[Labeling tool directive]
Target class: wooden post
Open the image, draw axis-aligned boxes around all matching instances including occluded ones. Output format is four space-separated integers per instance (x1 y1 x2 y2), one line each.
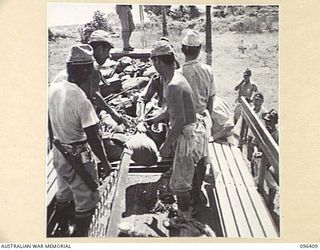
206 5 212 65
162 7 168 37
205 5 212 53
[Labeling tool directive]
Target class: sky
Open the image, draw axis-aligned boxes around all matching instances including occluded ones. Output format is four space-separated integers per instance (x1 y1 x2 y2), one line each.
47 3 143 27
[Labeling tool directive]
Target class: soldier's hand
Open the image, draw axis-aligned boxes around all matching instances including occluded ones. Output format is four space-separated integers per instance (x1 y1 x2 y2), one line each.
136 121 147 133
120 116 131 128
144 116 157 126
98 160 112 177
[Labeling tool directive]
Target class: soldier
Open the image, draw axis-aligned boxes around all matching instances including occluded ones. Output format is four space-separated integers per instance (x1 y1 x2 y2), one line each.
52 30 129 127
247 92 268 175
116 5 135 51
146 41 208 217
48 45 112 237
136 38 179 124
179 30 216 210
254 109 279 210
234 68 259 124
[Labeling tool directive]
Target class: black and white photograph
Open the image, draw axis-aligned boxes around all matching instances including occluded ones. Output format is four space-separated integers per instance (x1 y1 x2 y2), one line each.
47 3 279 238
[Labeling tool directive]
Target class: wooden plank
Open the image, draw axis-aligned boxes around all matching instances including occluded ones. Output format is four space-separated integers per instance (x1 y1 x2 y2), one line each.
246 187 279 237
230 145 256 188
208 143 239 237
47 150 58 206
47 180 58 206
222 143 265 237
47 163 57 189
230 145 278 237
213 143 252 237
47 150 54 178
221 143 247 187
106 148 132 236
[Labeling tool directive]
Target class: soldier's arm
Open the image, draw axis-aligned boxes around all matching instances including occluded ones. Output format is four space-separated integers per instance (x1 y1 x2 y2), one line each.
248 84 259 100
144 106 168 125
79 97 112 173
136 75 159 120
92 91 123 125
207 69 216 114
234 80 244 91
84 124 112 173
90 67 124 125
207 95 214 115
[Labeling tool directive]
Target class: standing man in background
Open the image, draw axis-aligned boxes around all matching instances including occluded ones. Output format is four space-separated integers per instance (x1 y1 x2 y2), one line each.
234 68 259 124
116 5 135 51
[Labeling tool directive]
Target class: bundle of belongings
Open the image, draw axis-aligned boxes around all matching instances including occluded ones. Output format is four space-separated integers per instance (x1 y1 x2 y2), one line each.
163 216 216 237
97 56 163 167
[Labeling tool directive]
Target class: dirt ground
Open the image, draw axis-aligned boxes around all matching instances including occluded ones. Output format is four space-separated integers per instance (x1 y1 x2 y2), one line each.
48 29 278 111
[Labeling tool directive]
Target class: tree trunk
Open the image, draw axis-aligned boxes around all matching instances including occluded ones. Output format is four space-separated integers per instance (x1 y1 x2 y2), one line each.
162 7 168 37
205 5 212 65
206 5 212 53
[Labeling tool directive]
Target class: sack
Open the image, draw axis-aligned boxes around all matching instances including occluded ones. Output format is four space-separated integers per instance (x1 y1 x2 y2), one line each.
126 132 158 166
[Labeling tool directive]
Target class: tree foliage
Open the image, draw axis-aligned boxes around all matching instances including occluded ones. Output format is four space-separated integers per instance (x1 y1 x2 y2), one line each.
78 10 112 43
91 10 110 31
143 5 201 21
144 5 171 17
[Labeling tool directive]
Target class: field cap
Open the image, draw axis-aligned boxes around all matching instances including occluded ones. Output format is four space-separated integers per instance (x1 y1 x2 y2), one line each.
160 37 170 43
182 30 201 46
253 92 264 101
244 68 252 76
89 30 114 48
151 40 175 58
66 44 94 64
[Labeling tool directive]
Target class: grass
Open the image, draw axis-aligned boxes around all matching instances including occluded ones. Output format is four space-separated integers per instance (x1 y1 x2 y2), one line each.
48 28 278 112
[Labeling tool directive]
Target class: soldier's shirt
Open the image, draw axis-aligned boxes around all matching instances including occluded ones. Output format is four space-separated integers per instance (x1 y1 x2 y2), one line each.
178 60 217 114
48 80 99 144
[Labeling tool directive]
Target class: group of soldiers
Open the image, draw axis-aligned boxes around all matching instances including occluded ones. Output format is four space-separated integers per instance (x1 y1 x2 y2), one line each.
48 21 278 236
233 67 279 209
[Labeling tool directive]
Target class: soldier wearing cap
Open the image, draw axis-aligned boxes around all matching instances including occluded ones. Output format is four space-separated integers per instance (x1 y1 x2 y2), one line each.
263 109 279 143
116 5 135 51
48 45 112 236
262 109 279 210
52 30 129 127
234 68 259 124
145 41 208 218
136 37 179 124
247 92 268 173
179 30 216 209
